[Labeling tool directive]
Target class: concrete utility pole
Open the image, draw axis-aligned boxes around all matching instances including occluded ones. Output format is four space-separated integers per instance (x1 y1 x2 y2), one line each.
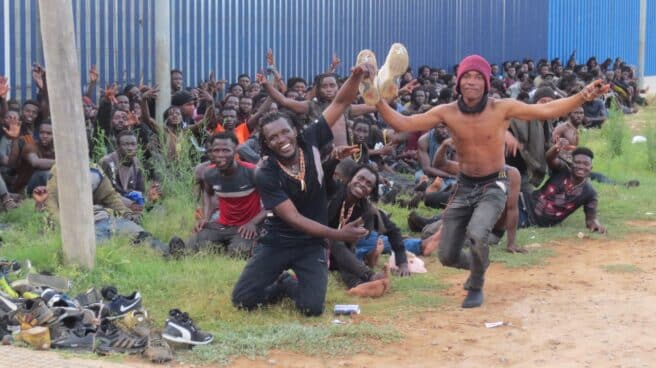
638 0 647 89
155 0 171 124
38 0 96 269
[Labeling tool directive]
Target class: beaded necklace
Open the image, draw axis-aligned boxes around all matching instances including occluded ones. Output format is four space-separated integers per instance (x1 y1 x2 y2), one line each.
276 149 307 192
352 144 363 162
338 201 355 229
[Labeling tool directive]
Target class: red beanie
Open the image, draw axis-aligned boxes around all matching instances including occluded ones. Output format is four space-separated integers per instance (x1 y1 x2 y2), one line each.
456 55 491 94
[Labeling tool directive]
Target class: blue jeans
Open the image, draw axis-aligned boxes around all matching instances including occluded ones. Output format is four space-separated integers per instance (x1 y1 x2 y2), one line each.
355 231 422 259
95 217 144 243
438 172 509 290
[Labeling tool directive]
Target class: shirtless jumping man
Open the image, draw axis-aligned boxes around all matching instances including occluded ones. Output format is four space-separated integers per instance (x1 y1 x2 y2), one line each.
376 53 608 308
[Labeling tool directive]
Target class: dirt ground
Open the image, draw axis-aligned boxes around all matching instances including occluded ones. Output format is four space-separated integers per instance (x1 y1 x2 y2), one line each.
230 222 656 368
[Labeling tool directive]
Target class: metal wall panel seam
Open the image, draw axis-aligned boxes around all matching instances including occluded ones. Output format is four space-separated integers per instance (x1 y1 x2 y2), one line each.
18 0 26 99
1 0 5 80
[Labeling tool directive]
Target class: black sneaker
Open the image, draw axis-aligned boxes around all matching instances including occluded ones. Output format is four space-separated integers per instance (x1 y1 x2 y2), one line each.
51 326 95 350
168 236 186 259
95 319 147 355
162 309 213 345
0 292 18 316
74 287 103 307
41 288 80 308
101 286 142 316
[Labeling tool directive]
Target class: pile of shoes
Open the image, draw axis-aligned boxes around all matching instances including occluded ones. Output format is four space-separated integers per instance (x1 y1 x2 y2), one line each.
0 261 173 362
1 258 213 363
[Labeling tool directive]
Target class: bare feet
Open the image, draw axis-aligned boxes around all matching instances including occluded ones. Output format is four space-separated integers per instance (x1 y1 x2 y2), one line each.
506 244 528 253
421 228 441 256
347 265 391 298
364 237 384 268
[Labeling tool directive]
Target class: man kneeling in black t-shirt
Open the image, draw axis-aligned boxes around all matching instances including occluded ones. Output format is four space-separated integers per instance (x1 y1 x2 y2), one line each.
231 63 375 316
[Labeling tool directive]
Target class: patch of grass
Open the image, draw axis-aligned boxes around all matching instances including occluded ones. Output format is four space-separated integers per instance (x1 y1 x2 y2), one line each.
0 106 654 365
645 112 656 173
176 322 402 365
601 264 642 273
601 106 627 157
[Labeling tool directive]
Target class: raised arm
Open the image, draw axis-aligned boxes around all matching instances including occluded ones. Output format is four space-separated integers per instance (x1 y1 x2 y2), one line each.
350 104 377 116
503 80 609 121
86 65 98 99
257 72 309 115
246 96 273 131
323 63 375 127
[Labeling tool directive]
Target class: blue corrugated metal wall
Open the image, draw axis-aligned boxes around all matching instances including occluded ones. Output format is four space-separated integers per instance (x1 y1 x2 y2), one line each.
547 0 655 73
0 0 155 102
1 0 654 103
647 0 656 75
170 0 548 88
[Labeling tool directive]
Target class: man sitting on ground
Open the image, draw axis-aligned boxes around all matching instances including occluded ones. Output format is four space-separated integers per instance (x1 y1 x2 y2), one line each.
99 130 159 212
172 132 265 259
6 118 55 196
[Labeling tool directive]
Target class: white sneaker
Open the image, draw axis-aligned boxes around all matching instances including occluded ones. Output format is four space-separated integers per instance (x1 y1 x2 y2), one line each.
356 49 380 106
376 43 409 102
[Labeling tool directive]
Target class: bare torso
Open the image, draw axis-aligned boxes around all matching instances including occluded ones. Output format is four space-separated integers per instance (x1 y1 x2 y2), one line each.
440 99 508 177
331 115 349 146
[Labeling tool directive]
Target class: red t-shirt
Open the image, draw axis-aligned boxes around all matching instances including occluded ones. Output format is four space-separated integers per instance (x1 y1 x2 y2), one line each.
204 160 261 226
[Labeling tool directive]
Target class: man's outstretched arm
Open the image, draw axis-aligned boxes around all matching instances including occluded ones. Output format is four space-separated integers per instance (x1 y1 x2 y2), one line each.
503 80 609 122
376 99 445 132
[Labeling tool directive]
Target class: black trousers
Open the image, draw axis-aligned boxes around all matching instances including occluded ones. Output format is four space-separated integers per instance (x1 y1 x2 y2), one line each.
231 242 328 316
329 241 373 289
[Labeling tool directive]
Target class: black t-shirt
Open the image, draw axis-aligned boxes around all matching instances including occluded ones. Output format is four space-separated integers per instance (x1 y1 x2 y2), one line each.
255 116 334 246
526 164 598 227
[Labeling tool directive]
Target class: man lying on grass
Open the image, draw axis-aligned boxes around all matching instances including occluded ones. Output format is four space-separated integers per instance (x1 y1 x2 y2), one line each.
519 144 606 234
231 63 374 316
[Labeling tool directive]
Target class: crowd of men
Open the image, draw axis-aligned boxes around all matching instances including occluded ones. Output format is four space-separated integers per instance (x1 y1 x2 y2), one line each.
0 45 639 314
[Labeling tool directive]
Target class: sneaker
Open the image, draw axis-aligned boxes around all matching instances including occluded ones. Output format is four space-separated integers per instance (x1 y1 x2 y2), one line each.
27 273 72 292
41 288 79 308
50 326 94 351
162 309 213 345
114 309 150 338
0 277 19 299
50 306 97 327
0 293 18 316
101 286 142 316
376 43 409 101
143 330 173 363
16 298 54 327
168 236 186 259
356 49 379 106
95 319 147 355
74 287 103 307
